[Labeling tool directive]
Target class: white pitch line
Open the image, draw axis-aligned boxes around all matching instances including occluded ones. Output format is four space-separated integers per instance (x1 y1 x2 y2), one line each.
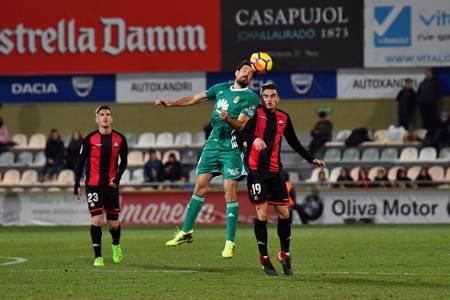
305 271 450 277
0 268 198 273
0 256 28 266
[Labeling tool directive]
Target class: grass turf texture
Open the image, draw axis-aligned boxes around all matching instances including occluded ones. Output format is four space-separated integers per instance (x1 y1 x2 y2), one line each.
0 225 449 299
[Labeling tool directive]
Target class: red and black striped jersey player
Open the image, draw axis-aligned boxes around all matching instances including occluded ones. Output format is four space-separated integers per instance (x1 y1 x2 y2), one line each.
74 105 128 267
237 83 326 276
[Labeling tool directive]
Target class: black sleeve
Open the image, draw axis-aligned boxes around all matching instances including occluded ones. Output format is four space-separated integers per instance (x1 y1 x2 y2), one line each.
114 137 128 185
284 115 315 163
74 137 89 189
395 90 402 102
236 115 257 148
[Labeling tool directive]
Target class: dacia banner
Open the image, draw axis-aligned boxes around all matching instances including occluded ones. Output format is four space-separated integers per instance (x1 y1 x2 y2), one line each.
337 69 425 99
0 74 115 102
116 73 206 102
298 190 450 224
365 0 450 67
0 0 220 74
221 0 363 70
207 71 337 99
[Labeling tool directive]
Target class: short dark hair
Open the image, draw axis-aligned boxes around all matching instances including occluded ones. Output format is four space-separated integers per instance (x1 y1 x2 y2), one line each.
318 111 327 118
95 105 112 115
149 149 157 155
236 60 253 71
405 78 413 83
260 82 278 95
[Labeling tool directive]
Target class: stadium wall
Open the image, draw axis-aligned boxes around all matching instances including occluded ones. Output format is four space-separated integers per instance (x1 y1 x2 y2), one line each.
2 99 449 136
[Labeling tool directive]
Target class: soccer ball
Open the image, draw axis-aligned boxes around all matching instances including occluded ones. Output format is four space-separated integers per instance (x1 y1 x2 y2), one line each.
249 52 273 74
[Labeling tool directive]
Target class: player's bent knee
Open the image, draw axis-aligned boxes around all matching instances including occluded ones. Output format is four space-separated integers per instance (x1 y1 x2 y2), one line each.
91 216 104 227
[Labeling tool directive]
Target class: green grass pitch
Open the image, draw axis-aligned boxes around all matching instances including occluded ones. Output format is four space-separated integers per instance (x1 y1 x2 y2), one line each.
0 225 449 299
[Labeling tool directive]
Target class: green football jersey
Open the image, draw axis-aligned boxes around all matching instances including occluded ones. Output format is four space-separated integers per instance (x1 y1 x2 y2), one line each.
204 81 259 151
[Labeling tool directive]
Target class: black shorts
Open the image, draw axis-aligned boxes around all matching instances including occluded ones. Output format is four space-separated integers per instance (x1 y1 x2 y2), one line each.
246 170 289 206
85 186 120 220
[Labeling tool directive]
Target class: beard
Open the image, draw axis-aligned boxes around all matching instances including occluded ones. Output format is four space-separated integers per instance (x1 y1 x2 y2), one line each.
236 76 249 88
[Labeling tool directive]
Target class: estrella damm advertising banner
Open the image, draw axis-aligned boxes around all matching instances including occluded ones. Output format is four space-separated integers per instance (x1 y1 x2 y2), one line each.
0 0 221 74
221 0 363 70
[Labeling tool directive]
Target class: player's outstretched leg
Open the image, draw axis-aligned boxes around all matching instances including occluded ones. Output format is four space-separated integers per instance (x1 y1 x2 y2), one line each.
276 217 293 276
91 224 104 266
222 201 239 258
254 219 278 276
165 194 204 246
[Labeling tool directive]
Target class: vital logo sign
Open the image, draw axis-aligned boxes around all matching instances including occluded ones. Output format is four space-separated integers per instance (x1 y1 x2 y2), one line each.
374 5 411 47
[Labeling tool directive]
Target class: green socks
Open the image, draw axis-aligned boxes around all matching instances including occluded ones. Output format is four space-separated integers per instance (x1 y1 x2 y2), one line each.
225 201 239 242
182 195 205 232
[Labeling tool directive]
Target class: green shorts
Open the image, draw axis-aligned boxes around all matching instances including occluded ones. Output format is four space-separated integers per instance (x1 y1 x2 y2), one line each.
196 149 248 181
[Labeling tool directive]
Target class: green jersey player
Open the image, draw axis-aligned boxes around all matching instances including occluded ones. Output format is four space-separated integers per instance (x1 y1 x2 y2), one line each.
155 61 259 258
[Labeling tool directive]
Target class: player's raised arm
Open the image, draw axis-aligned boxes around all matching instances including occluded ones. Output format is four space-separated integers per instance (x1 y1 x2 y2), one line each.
155 91 209 107
284 115 326 168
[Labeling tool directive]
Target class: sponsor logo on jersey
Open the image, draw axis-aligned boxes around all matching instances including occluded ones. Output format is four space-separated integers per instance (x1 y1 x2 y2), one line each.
216 98 229 113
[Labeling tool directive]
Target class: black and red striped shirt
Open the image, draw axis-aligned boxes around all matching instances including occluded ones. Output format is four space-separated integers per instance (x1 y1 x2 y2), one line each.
238 106 314 173
75 130 128 188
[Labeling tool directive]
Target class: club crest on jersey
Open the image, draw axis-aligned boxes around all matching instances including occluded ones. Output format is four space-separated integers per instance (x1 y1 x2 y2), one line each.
215 98 229 114
233 96 240 104
113 142 119 147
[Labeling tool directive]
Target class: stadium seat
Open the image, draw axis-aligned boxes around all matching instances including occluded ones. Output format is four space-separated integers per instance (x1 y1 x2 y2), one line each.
192 132 206 147
307 167 329 182
413 128 427 141
387 125 406 144
368 166 385 181
418 147 437 161
326 129 351 146
143 149 162 161
57 169 75 184
387 166 404 181
288 171 300 184
342 148 360 162
20 169 39 185
350 167 360 181
281 152 302 169
63 135 71 148
162 150 181 164
428 166 445 181
121 169 131 184
328 167 342 183
188 168 196 183
438 148 450 161
180 150 198 165
11 133 28 148
323 148 341 162
1 169 21 185
124 133 138 148
399 147 418 161
136 132 156 148
445 167 450 182
0 152 15 167
407 166 421 181
361 148 379 162
297 134 312 146
28 133 46 149
12 151 34 167
127 151 144 167
174 132 192 146
380 148 398 161
156 132 174 147
31 151 46 167
131 168 145 183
